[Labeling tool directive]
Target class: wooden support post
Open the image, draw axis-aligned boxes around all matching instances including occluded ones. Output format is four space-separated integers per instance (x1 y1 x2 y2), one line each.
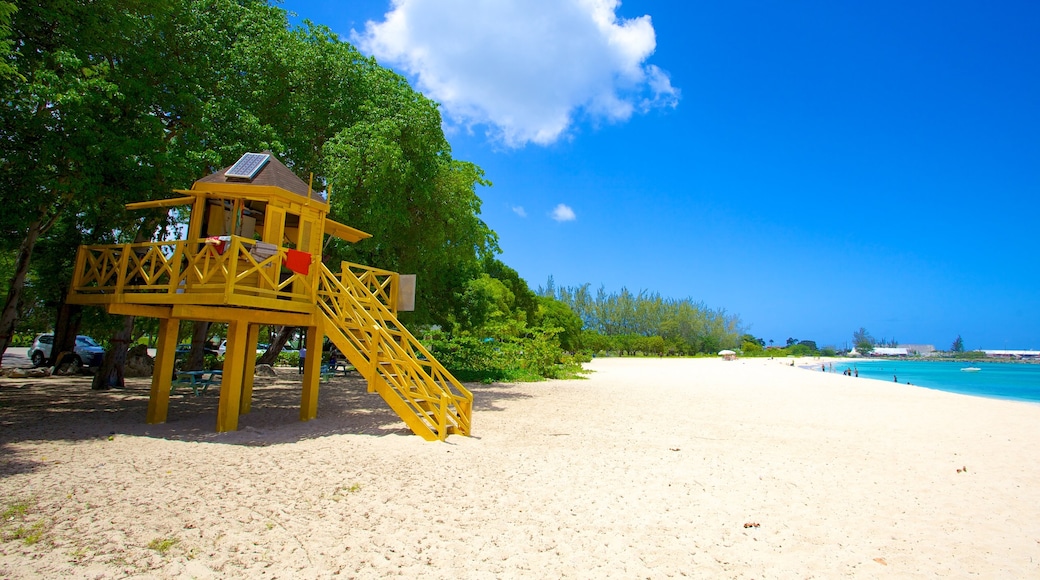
240 323 260 414
147 317 180 424
300 325 324 421
216 319 248 432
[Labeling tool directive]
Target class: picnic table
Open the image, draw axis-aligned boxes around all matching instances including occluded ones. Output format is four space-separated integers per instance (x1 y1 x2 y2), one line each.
172 369 223 396
320 361 353 381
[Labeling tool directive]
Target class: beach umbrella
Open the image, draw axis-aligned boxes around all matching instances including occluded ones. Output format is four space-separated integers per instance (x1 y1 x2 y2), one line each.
718 350 736 356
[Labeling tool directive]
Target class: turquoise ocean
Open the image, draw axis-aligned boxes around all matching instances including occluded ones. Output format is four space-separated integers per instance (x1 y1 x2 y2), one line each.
826 359 1040 404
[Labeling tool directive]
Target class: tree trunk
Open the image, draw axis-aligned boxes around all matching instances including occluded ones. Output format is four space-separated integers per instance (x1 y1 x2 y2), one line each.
257 325 294 366
92 315 135 390
185 321 210 371
0 219 43 365
51 299 84 375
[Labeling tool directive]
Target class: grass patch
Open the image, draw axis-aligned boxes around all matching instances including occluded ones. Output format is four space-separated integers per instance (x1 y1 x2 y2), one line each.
1 498 47 545
147 536 180 555
2 500 32 520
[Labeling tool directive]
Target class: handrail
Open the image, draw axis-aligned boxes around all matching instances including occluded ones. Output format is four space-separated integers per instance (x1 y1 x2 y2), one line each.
316 264 471 439
340 261 398 313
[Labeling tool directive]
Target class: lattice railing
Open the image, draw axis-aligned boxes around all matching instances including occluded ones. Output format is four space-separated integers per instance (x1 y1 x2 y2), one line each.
69 236 314 307
316 264 471 440
340 261 398 312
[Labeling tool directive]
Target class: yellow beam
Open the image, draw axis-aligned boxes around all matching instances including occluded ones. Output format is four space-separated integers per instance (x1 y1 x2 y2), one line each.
169 304 317 327
107 303 173 318
324 218 372 243
185 183 330 209
146 318 180 424
125 196 196 211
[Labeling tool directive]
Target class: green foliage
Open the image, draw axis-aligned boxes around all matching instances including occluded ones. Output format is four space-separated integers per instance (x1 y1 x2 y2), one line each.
787 343 814 356
1 498 46 545
853 327 875 354
741 340 764 355
797 340 817 351
948 350 986 360
951 335 965 353
425 330 585 382
534 296 584 352
147 536 180 555
455 274 524 337
0 0 500 354
541 281 742 355
0 2 16 79
742 334 765 347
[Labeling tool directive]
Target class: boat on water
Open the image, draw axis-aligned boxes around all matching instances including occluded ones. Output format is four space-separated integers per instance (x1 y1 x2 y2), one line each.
961 366 982 372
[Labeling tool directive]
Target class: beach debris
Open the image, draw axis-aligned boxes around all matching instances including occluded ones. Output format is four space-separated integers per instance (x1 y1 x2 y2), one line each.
873 557 888 566
956 466 968 473
669 448 680 451
743 522 760 528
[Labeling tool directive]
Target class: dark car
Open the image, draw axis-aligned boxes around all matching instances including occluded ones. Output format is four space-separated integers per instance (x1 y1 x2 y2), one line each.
175 343 219 356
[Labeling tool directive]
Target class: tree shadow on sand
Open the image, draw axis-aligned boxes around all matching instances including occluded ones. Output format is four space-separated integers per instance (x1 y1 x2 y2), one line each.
0 368 535 475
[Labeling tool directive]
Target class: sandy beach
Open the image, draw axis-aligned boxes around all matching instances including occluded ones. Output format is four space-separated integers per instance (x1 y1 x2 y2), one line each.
2 356 1039 578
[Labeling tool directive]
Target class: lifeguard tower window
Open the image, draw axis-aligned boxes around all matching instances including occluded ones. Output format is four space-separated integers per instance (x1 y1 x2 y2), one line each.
206 200 257 238
225 153 270 180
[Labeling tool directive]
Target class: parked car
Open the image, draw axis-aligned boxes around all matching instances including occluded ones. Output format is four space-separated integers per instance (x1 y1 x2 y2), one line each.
175 343 219 357
217 340 272 356
27 333 105 370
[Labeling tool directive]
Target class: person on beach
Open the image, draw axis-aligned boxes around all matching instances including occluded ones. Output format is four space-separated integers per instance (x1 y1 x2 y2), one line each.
854 369 858 377
893 375 898 382
299 346 307 374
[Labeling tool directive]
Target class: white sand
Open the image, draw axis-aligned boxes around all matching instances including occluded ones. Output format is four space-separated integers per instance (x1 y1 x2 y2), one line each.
1 357 1039 578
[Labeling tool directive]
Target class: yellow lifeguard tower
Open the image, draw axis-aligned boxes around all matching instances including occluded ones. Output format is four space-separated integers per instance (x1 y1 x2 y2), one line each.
66 152 471 441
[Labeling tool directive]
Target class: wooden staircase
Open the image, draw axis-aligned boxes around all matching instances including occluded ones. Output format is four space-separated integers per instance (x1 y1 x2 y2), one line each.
315 264 472 441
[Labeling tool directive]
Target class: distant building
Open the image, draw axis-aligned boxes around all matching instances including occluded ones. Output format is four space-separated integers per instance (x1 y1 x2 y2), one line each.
900 344 936 356
870 347 909 357
982 350 1040 359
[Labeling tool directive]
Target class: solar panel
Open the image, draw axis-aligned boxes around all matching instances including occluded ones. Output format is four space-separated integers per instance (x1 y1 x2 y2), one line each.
225 153 270 180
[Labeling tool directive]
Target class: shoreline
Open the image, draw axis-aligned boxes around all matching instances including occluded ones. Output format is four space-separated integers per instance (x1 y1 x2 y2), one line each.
2 357 1039 577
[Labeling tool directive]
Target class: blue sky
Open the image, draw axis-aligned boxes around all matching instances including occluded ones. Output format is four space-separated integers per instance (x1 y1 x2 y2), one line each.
282 0 1040 350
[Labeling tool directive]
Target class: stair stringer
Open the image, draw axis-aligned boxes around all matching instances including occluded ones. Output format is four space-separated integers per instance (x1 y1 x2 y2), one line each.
315 265 472 441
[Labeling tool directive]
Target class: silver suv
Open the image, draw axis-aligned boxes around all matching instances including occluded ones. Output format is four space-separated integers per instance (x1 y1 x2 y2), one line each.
27 333 105 370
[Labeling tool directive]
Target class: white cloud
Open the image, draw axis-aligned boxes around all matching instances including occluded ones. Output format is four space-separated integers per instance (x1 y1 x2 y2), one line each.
353 0 679 147
551 203 577 222
512 205 528 217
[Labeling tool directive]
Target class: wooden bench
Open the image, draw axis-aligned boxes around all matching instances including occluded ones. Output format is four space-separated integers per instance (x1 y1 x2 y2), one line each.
172 370 223 396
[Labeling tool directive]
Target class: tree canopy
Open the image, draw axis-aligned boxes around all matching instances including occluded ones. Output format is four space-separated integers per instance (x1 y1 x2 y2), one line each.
853 327 875 354
0 0 499 357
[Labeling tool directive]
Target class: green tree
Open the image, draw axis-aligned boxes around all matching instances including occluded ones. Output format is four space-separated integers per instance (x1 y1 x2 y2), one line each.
951 335 965 353
0 0 500 365
0 2 15 78
742 339 764 355
534 296 584 352
852 327 875 354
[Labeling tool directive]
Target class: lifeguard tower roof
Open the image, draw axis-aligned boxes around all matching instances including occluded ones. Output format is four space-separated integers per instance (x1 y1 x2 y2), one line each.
195 151 326 203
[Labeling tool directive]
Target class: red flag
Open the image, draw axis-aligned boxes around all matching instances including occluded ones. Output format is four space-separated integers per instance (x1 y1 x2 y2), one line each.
285 249 311 275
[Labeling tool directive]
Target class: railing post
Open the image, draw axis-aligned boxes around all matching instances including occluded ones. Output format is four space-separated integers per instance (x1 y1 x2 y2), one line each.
223 238 239 303
70 246 88 292
168 241 186 295
437 393 449 441
113 244 130 295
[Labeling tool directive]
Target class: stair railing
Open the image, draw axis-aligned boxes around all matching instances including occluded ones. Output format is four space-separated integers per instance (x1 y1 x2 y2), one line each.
315 264 471 440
